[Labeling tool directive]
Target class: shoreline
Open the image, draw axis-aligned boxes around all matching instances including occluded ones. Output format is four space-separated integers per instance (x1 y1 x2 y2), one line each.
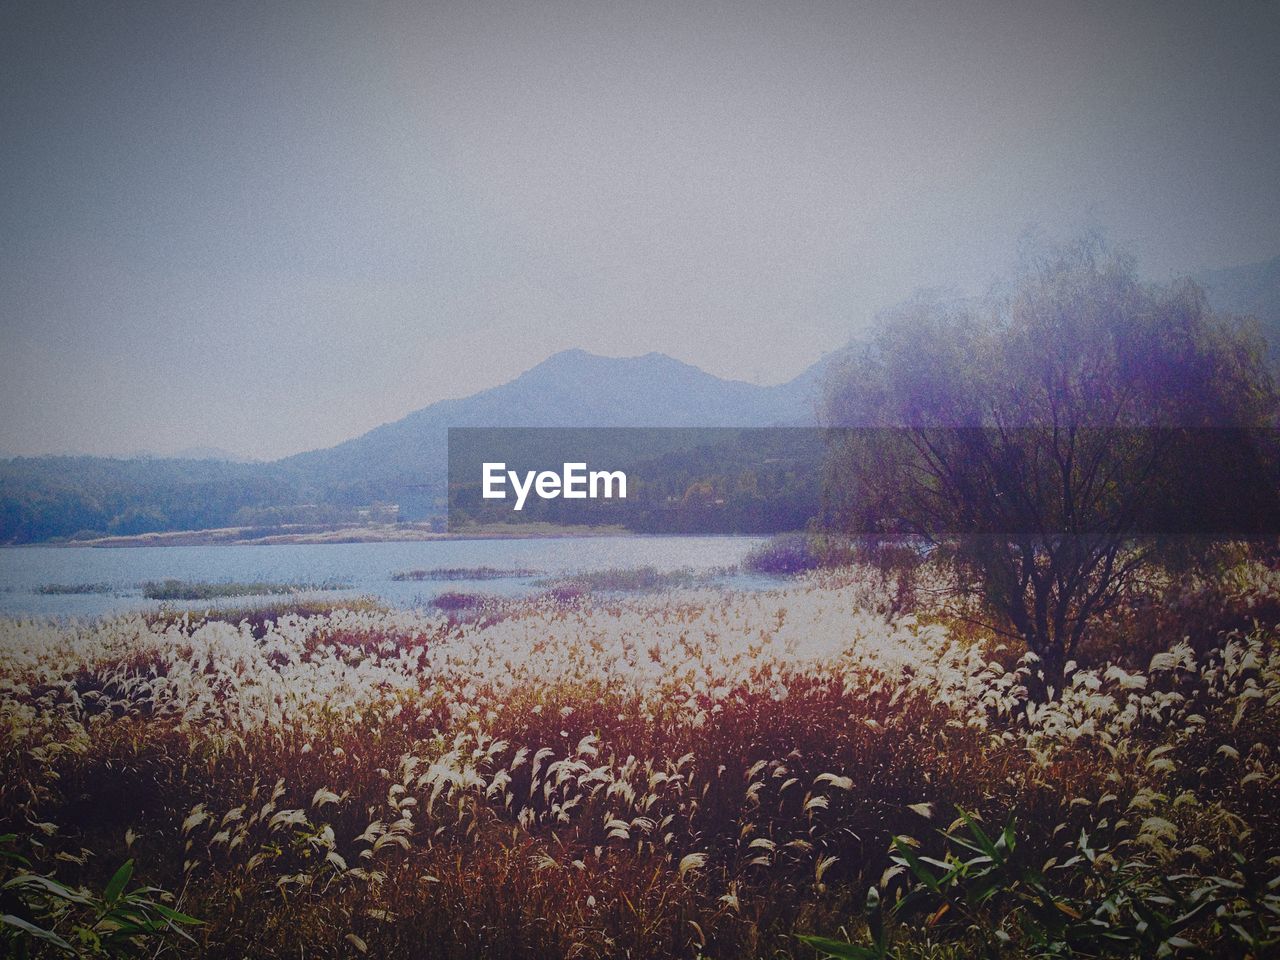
4 522 634 549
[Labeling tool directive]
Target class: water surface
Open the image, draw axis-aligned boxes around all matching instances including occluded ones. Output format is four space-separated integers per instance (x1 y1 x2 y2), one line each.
0 537 769 618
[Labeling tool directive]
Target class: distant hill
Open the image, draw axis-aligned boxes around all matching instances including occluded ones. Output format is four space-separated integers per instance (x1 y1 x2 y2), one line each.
276 349 828 513
125 446 248 462
0 455 299 543
0 350 832 542
171 446 250 462
5 255 1277 546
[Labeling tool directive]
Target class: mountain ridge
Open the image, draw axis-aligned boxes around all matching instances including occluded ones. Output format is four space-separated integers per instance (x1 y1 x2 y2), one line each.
0 348 834 542
279 347 829 481
1195 255 1280 352
5 244 1279 544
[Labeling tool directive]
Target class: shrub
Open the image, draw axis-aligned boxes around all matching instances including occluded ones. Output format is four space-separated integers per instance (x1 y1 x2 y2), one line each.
141 579 350 601
744 534 858 575
391 567 540 581
0 836 200 957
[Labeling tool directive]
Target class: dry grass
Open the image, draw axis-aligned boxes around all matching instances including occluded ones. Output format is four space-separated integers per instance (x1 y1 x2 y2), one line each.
0 564 1277 957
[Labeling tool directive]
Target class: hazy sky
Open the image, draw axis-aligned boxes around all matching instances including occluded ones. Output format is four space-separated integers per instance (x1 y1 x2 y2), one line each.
2 0 1278 459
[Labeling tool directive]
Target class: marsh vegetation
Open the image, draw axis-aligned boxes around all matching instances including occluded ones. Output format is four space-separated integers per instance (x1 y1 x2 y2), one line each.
2 556 1278 957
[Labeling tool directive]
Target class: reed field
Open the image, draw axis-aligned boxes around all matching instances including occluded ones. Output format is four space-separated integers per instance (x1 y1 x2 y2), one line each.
1 562 1278 958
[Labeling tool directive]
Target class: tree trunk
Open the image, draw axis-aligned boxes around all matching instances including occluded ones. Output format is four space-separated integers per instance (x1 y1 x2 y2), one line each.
1026 633 1066 702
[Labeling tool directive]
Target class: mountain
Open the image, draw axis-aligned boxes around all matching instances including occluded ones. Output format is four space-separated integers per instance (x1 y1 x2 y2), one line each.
0 350 832 542
124 446 246 462
0 454 298 542
171 446 248 462
1196 255 1280 352
6 248 1280 546
278 349 827 501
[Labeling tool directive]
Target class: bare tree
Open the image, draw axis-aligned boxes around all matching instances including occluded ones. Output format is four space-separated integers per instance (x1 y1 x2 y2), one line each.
823 239 1277 696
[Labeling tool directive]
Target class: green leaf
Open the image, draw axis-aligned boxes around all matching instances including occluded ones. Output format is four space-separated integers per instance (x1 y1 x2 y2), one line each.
958 809 1005 865
103 859 134 907
865 885 884 947
151 903 203 926
4 874 94 906
892 837 942 892
797 934 881 959
1 913 75 952
0 835 30 868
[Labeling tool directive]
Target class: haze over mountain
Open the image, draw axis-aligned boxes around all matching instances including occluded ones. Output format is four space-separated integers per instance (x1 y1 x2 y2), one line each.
0 349 831 542
125 446 251 463
1196 255 1280 353
280 349 827 488
3 250 1279 544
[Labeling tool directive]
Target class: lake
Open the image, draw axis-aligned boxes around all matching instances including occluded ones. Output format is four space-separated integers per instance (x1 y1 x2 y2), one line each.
0 536 770 618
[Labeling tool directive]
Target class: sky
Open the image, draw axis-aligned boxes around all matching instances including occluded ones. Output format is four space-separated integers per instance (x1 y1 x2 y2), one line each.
2 0 1279 460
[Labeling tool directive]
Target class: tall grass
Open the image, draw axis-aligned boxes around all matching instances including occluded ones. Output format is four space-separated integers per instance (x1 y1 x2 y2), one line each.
35 582 118 595
1 564 1277 957
534 565 727 593
140 578 350 600
391 567 541 581
743 534 860 575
